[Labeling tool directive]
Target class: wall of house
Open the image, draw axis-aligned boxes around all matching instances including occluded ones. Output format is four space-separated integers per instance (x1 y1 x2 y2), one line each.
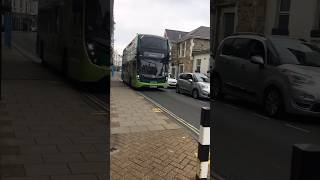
177 39 193 73
289 0 317 40
265 0 319 45
192 39 210 52
193 53 210 76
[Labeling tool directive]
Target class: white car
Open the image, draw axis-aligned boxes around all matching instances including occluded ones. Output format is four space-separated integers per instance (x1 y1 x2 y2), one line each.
167 74 177 88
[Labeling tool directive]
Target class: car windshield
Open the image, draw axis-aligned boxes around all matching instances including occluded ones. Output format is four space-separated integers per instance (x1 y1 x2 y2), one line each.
270 37 320 67
194 74 210 83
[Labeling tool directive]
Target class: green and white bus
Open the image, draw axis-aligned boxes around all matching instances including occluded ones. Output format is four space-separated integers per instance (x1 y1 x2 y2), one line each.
121 34 169 88
37 0 109 83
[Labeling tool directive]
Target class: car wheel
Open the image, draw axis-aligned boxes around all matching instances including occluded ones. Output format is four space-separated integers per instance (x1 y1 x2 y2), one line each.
192 89 199 99
176 85 180 93
212 76 224 100
264 88 284 117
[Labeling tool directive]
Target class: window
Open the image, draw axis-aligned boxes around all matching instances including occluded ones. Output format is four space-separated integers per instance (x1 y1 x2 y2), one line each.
179 42 186 57
223 13 235 37
221 38 235 56
186 74 193 80
179 73 186 80
179 64 184 74
232 38 250 59
171 67 176 78
195 59 201 72
278 0 291 31
248 40 265 60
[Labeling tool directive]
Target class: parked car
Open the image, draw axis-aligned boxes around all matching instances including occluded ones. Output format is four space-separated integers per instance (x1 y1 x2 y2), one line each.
212 33 320 117
167 73 177 88
176 73 210 99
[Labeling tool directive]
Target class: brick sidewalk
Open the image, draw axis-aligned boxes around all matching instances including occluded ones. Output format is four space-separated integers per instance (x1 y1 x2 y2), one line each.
111 79 199 179
1 44 107 179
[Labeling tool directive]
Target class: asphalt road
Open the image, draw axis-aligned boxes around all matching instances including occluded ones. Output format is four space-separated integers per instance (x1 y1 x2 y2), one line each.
140 85 320 180
140 87 209 130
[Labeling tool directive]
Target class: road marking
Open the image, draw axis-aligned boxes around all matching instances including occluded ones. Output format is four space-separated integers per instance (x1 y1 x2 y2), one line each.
252 113 271 120
222 103 240 110
137 92 200 136
285 123 310 133
152 107 163 113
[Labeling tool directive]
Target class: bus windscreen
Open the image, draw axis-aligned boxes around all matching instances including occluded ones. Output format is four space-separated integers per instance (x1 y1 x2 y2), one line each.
140 36 168 51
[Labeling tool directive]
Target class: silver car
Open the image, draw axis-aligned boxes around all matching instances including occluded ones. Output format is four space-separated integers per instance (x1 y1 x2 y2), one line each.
212 33 320 117
176 73 210 99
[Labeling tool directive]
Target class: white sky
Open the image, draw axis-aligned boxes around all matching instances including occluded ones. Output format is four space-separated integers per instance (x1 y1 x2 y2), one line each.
114 0 210 55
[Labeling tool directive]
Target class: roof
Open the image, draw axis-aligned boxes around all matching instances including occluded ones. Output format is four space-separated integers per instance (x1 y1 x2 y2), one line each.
179 26 210 42
164 29 188 42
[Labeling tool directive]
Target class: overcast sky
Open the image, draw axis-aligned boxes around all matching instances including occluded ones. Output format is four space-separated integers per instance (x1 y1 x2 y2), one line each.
114 0 210 55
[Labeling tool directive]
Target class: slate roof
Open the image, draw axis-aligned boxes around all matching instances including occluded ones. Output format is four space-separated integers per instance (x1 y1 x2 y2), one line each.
164 29 189 42
179 26 210 42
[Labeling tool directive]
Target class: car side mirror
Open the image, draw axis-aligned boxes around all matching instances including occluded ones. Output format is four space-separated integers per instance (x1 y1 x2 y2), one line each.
250 56 264 65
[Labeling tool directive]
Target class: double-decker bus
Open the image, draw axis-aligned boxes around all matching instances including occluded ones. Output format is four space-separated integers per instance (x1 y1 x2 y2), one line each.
122 34 169 89
36 0 109 83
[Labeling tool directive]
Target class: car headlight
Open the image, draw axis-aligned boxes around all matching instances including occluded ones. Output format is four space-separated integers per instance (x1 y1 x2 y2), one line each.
283 70 314 86
199 84 209 89
136 75 140 80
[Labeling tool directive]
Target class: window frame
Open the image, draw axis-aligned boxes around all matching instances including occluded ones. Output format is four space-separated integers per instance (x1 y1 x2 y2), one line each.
195 59 201 72
277 0 291 30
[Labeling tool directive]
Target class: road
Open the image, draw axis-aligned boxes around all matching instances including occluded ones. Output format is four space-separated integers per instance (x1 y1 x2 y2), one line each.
11 32 108 107
140 88 209 131
137 81 320 180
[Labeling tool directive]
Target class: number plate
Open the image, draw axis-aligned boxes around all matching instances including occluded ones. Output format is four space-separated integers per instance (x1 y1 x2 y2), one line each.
150 86 157 88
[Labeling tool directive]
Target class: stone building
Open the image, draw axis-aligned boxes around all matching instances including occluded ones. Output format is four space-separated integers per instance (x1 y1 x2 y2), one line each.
164 26 210 78
212 0 320 50
11 0 38 31
164 29 188 78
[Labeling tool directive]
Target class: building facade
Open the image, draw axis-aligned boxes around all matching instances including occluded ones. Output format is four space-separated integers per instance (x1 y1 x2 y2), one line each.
11 0 38 31
212 0 320 48
164 29 188 78
165 26 210 79
192 50 210 77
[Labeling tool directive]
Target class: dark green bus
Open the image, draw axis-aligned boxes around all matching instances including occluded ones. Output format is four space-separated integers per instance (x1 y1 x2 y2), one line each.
37 0 109 83
121 34 169 89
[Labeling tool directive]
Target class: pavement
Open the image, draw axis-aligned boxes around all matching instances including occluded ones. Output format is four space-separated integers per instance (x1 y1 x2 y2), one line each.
110 75 201 179
0 41 107 179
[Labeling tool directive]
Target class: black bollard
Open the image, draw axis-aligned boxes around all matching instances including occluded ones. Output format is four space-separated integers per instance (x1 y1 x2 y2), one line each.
290 144 320 180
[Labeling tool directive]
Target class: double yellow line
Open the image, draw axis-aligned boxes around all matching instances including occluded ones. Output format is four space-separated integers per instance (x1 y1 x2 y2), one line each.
137 92 199 137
